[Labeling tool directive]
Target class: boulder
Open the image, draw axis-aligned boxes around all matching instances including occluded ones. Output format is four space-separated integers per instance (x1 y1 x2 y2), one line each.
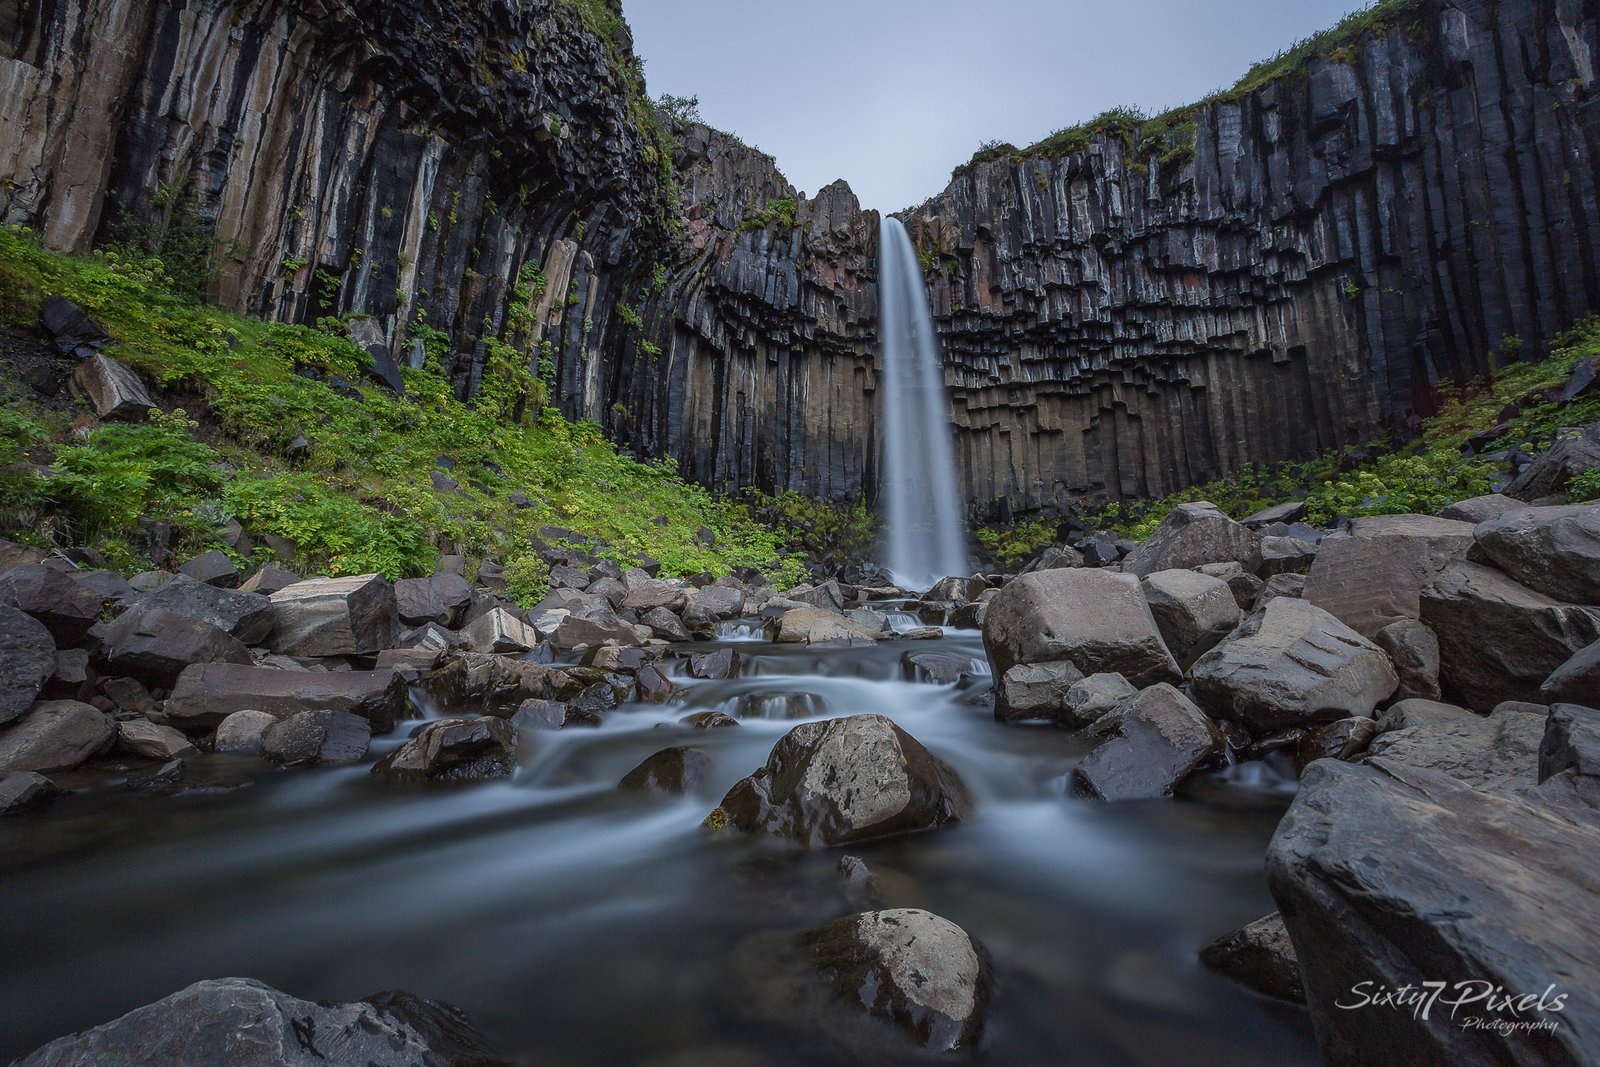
619 746 712 795
1366 700 1547 797
0 700 114 772
1121 502 1259 577
119 574 274 644
1190 598 1398 733
1198 912 1304 1002
711 715 968 847
682 586 745 629
547 613 642 650
621 579 688 613
681 710 739 730
239 565 302 596
39 296 110 355
116 719 198 760
67 353 158 420
635 664 676 702
788 580 845 611
770 606 881 647
1071 684 1223 801
211 710 277 755
1248 536 1318 578
1241 501 1307 528
688 648 742 680
460 607 541 654
1533 703 1600 810
1420 562 1600 709
176 550 241 589
797 909 991 1052
0 564 104 644
1295 716 1379 769
1469 503 1600 604
261 710 371 766
1301 514 1475 637
1267 758 1600 1067
371 717 517 782
11 977 502 1067
393 572 474 627
1373 618 1442 701
1060 673 1139 729
639 606 691 642
981 569 1180 686
1505 421 1600 499
1251 572 1306 610
103 608 253 687
165 664 407 732
510 698 568 731
1140 569 1241 671
992 661 1083 723
268 574 398 657
899 650 978 686
1439 493 1525 524
0 770 57 815
1542 639 1600 704
0 604 55 727
1224 570 1266 612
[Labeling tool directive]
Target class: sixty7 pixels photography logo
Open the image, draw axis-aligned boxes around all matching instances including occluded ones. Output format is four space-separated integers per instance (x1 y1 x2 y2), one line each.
1337 979 1568 1035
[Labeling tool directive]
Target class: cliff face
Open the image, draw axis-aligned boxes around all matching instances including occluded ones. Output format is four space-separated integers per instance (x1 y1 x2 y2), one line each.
4 0 1600 517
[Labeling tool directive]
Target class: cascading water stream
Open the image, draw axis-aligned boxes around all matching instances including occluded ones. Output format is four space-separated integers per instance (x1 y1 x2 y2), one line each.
877 217 969 590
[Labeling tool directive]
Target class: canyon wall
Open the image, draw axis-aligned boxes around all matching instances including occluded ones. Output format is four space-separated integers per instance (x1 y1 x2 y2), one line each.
4 0 1599 516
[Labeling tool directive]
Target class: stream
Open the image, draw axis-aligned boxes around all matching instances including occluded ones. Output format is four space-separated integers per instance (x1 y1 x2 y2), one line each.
0 607 1317 1065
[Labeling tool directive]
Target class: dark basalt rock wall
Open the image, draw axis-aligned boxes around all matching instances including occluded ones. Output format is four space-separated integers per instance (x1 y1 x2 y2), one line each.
4 0 1599 515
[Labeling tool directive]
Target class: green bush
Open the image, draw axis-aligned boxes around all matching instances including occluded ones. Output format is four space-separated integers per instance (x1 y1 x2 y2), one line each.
222 474 434 579
49 410 223 536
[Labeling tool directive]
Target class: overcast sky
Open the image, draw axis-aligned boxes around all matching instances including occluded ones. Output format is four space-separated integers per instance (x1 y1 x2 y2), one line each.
624 0 1373 211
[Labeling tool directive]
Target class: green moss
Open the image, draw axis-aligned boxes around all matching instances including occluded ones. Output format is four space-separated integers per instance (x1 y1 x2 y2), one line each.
739 196 798 233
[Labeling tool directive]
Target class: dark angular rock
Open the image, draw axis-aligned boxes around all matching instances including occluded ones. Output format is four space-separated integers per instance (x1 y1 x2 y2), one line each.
688 647 742 680
680 710 739 730
619 746 712 795
0 770 57 815
394 572 475 627
1438 494 1525 524
1140 568 1241 671
239 564 302 596
1121 502 1259 577
103 608 253 687
0 699 114 772
268 574 398 656
372 717 517 782
1241 501 1307 528
39 296 109 355
176 550 241 589
899 650 977 686
1533 703 1600 809
1542 639 1600 704
992 660 1083 723
1199 912 1304 1002
1294 716 1379 770
165 664 407 732
1071 684 1223 801
261 709 371 765
0 564 104 644
212 710 277 755
120 574 274 644
0 604 56 727
1373 618 1442 702
982 568 1180 686
67 353 159 420
1469 503 1600 605
1060 672 1139 729
1301 514 1475 638
116 718 199 760
1506 422 1600 500
639 605 691 641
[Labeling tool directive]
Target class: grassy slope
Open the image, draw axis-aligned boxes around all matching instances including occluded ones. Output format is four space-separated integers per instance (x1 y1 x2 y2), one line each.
0 226 813 600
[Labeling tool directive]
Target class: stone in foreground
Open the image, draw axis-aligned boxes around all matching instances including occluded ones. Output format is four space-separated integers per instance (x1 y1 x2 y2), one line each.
981 569 1180 686
0 770 57 815
1190 598 1398 733
712 714 968 847
372 717 517 782
992 660 1083 723
1542 639 1600 704
1300 514 1474 638
0 604 56 728
1198 912 1304 1003
261 710 371 766
66 352 157 420
1365 700 1546 798
1267 759 1600 1067
11 976 506 1066
268 574 398 657
1140 568 1241 671
0 700 114 773
165 664 407 732
1071 684 1222 801
1469 503 1600 605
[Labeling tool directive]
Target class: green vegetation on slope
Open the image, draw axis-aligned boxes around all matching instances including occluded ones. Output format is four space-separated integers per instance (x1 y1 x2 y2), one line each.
0 226 810 597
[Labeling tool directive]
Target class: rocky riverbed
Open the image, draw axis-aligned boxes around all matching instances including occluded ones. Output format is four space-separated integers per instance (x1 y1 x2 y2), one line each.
2 481 1598 1064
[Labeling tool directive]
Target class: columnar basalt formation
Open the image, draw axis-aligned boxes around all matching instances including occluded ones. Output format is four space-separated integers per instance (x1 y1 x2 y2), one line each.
3 0 1599 515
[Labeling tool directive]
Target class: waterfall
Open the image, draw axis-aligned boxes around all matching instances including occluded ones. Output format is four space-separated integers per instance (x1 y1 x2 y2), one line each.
877 217 968 590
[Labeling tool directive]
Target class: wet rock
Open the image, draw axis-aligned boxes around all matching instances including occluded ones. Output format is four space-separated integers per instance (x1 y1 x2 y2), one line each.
547 612 643 650
1506 422 1600 499
211 710 277 755
798 909 991 1051
116 719 198 760
635 664 677 702
0 604 56 727
509 698 568 731
1121 502 1260 577
1248 536 1318 578
981 569 1180 686
261 710 371 766
166 664 407 732
103 608 253 687
393 572 474 627
1367 700 1547 797
993 661 1083 723
619 746 711 795
460 607 541 654
239 565 302 596
11 976 502 1066
0 564 104 644
681 710 740 730
899 650 978 686
1469 503 1600 604
770 606 881 647
1071 684 1223 801
269 574 398 657
1190 598 1398 734
1060 672 1139 729
1301 514 1475 637
67 353 158 420
1533 703 1600 810
1199 912 1304 1002
0 699 114 772
120 574 274 644
176 550 241 589
66 569 136 607
1295 716 1379 769
0 770 57 814
713 714 968 847
1267 758 1600 1067
1439 493 1525 524
1140 569 1241 671
688 648 742 680
372 717 517 782
1224 570 1266 612
1420 562 1600 709
582 645 659 673
1373 618 1442 701
639 605 691 641
1542 639 1600 704
788 580 845 612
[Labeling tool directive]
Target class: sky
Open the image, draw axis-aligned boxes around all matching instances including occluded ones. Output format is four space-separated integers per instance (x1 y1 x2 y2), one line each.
623 0 1374 212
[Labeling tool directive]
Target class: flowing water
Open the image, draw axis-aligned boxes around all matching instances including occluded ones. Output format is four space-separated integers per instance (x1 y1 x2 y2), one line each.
0 614 1316 1066
877 218 969 589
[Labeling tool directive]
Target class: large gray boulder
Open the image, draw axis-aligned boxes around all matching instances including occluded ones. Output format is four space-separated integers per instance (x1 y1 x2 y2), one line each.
769 606 881 647
1470 503 1600 605
1373 618 1442 701
392 572 474 627
1190 598 1398 733
1420 562 1600 709
992 661 1083 723
269 574 398 657
460 607 541 654
260 710 371 766
371 717 517 782
1542 639 1600 704
165 664 408 732
118 574 274 644
619 746 712 796
681 586 745 630
1534 703 1600 810
1071 684 1222 801
0 700 114 772
116 719 198 760
0 564 105 644
11 977 504 1066
102 608 253 687
1301 514 1475 638
1140 569 1241 671
1505 421 1600 499
1121 502 1259 577
711 714 968 847
211 710 277 755
981 569 1180 686
1060 673 1140 729
66 352 157 420
1439 493 1526 524
1366 700 1547 798
1267 759 1600 1066
0 604 55 728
